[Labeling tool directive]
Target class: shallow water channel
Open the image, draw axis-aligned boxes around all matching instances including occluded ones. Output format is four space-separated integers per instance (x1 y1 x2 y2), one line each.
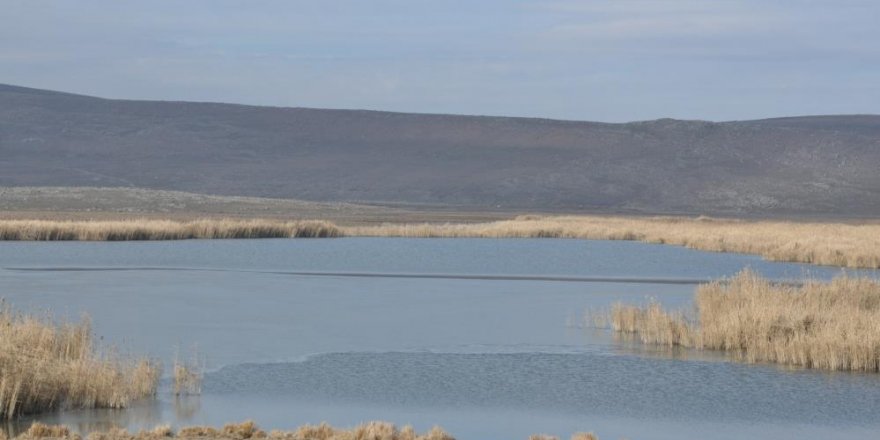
1 238 879 439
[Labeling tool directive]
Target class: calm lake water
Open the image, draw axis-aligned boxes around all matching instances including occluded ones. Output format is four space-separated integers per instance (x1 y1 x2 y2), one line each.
1 238 878 440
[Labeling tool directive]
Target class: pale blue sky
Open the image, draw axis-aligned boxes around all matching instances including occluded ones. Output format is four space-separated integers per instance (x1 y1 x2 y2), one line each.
1 0 878 121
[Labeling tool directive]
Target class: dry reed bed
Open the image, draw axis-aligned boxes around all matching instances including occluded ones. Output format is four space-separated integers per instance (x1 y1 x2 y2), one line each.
0 220 340 241
347 215 880 269
0 305 160 419
11 421 599 440
610 270 880 372
3 215 879 269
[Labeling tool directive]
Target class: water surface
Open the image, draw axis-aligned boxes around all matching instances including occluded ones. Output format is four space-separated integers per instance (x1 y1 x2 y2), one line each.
1 238 878 440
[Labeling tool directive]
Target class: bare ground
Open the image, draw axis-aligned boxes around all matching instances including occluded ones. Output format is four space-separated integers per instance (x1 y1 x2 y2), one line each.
0 187 511 226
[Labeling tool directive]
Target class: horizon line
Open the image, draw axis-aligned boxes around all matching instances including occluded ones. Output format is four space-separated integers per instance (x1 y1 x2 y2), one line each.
2 81 878 125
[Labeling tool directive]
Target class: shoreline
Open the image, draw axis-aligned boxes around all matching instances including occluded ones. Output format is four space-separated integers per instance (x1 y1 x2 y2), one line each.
1 215 878 269
8 420 599 440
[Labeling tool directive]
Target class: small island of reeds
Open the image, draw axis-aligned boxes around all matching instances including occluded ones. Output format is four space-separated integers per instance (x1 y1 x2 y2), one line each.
609 270 880 372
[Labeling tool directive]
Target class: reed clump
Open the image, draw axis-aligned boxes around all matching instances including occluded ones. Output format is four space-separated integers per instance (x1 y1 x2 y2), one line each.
14 421 603 440
528 435 597 440
0 219 340 241
610 270 880 372
18 422 442 440
346 215 880 268
279 421 453 440
172 353 202 396
8 420 597 440
19 423 75 440
0 305 160 419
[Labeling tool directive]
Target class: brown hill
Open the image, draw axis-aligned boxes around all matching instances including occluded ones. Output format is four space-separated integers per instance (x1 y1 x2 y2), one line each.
1 83 878 216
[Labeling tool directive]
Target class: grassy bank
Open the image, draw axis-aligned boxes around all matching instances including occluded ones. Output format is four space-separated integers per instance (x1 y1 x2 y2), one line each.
11 421 599 440
0 219 340 240
348 215 880 269
0 305 160 419
610 270 880 372
2 215 879 269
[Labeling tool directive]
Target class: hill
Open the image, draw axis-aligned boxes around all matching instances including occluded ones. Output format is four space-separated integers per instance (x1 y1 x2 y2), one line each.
1 83 878 216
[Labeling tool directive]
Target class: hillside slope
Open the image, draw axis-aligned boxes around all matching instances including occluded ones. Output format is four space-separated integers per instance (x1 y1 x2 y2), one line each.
1 84 878 216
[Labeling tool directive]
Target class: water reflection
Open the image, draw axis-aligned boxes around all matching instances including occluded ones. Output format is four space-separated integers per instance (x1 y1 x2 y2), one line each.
10 400 162 437
173 396 201 422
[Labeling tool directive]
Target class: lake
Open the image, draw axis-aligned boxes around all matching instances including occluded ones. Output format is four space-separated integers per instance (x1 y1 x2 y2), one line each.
1 238 878 440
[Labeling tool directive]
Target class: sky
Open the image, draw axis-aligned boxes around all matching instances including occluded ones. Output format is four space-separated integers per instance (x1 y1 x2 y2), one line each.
1 0 878 122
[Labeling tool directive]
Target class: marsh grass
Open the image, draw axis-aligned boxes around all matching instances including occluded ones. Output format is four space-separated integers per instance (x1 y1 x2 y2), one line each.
0 305 160 419
2 215 878 269
347 215 880 269
610 270 880 372
16 421 451 440
172 365 201 397
529 435 597 440
12 421 601 440
0 219 340 241
172 349 202 396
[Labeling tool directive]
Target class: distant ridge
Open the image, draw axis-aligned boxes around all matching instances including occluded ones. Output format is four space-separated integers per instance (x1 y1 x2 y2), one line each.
1 83 878 216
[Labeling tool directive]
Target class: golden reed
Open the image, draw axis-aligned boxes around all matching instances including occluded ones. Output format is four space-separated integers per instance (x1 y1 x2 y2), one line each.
2 215 879 269
611 270 880 372
347 215 880 269
7 420 601 440
0 219 340 241
0 305 160 419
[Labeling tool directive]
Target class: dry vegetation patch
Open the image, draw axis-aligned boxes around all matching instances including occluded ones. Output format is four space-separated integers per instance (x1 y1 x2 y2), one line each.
9 422 603 440
0 305 160 419
172 353 202 397
0 219 340 241
347 215 880 268
2 215 879 269
610 270 880 372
